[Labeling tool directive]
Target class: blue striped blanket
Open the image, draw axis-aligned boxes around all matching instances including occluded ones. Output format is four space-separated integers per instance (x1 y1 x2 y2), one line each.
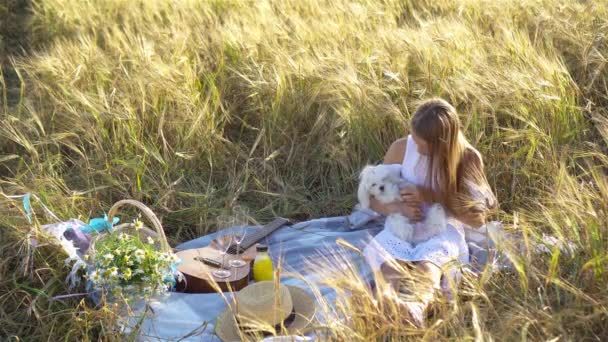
27 193 571 341
135 215 385 341
133 210 527 341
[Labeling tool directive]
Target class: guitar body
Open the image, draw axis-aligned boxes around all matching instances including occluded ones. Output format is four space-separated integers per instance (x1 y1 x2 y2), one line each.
175 218 289 293
175 244 256 293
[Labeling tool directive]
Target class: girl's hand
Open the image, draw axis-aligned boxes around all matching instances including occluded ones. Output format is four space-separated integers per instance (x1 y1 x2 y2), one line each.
400 202 423 222
400 185 423 206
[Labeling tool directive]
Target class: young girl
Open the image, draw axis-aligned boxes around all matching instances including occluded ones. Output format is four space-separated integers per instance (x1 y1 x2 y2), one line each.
363 98 496 325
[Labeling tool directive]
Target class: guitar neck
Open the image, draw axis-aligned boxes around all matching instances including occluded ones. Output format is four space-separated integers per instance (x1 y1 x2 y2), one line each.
240 218 289 250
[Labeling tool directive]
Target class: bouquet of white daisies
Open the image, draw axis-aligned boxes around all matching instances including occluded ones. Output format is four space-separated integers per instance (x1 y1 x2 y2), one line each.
86 230 180 295
84 200 181 297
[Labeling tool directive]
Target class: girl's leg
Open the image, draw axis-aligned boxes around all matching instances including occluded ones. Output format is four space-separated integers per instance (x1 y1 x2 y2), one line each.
411 261 442 304
380 261 441 298
379 260 416 291
405 261 442 326
380 260 442 327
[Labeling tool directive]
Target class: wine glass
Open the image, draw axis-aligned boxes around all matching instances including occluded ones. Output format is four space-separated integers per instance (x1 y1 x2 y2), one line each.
212 215 234 279
229 205 249 268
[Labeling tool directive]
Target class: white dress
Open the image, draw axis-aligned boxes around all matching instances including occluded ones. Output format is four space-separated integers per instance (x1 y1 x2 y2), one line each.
364 135 470 272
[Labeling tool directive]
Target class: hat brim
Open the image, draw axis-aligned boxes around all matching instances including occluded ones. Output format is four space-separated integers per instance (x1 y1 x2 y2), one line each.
215 286 316 342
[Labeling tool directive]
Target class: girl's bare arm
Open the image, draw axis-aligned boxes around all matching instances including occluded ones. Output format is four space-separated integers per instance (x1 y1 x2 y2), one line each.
369 197 403 216
369 196 423 221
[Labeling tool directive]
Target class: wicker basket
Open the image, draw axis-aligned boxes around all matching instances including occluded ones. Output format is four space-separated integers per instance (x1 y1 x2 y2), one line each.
88 200 171 261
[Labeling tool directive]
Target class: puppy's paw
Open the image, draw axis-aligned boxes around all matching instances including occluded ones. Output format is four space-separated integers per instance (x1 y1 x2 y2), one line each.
426 204 447 231
386 215 414 242
397 226 415 242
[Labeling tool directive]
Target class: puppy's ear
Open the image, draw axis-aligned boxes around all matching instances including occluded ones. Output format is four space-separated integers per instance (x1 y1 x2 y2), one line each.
359 165 374 180
387 173 402 184
385 164 403 182
357 165 374 209
357 180 371 209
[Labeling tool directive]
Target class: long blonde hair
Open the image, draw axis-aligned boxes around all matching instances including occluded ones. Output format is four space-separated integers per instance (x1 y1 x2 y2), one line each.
411 98 496 215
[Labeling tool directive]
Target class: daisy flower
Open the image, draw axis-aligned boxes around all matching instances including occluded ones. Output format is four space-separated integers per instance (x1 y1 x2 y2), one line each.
122 254 134 266
167 253 180 264
122 268 133 280
102 253 114 266
133 218 144 230
147 236 155 244
106 267 119 278
88 270 102 283
134 249 145 262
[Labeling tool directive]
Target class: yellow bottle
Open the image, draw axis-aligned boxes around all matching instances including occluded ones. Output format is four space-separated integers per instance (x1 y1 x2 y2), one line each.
253 245 274 282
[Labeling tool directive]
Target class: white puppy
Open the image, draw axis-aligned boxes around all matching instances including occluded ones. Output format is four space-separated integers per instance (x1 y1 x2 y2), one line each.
358 164 447 244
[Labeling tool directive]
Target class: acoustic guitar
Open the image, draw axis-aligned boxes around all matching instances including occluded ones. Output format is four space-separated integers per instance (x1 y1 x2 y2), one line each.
175 218 290 293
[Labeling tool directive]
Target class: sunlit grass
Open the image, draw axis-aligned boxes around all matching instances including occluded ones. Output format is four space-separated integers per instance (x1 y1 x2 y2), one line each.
1 0 607 340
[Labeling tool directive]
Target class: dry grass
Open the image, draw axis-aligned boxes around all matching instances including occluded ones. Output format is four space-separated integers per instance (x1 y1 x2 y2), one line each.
1 0 608 340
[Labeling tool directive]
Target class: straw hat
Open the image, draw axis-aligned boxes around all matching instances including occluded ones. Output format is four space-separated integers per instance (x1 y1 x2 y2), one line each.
215 281 316 341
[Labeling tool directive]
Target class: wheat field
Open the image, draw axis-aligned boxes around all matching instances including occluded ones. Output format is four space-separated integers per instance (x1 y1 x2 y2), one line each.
1 0 608 340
